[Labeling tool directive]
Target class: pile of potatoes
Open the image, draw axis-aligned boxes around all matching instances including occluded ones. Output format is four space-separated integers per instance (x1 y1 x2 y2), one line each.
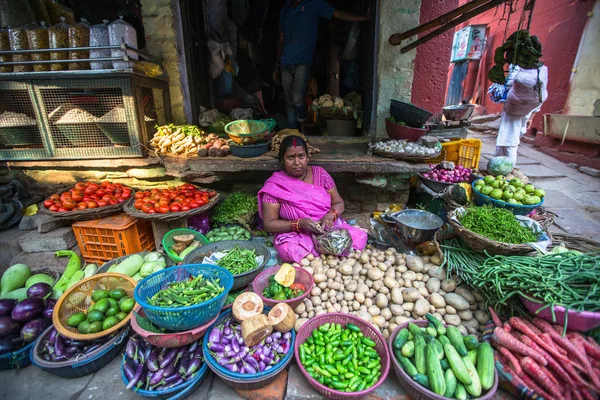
292 247 490 340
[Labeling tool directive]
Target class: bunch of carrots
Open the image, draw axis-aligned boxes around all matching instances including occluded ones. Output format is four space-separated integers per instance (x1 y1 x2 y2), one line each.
489 308 600 400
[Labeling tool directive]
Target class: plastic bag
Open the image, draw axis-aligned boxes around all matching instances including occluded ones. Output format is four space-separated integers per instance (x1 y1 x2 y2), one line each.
48 17 69 71
108 16 138 70
30 0 50 25
8 26 32 73
0 0 35 28
45 0 74 25
26 23 49 71
89 20 111 70
0 29 12 73
68 19 90 70
312 228 353 256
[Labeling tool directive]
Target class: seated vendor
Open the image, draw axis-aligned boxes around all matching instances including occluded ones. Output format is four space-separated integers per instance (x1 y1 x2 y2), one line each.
259 135 367 262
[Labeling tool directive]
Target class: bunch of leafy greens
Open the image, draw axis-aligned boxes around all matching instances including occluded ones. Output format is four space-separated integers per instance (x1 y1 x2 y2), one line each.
211 192 258 225
459 205 537 244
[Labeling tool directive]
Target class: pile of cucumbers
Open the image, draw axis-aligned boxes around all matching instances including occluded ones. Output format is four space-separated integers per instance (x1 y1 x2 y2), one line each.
66 288 135 334
392 314 494 399
205 225 251 243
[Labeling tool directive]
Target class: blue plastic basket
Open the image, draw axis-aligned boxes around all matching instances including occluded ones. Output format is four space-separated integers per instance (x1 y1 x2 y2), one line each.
0 340 35 370
472 179 544 216
120 354 208 399
202 307 295 381
135 264 234 331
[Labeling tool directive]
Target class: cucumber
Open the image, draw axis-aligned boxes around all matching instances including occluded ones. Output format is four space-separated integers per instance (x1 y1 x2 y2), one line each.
440 358 450 370
426 313 446 335
454 383 468 400
426 326 438 337
408 322 424 337
446 326 468 356
438 335 450 346
467 349 478 366
443 344 472 385
432 338 444 360
401 340 415 358
463 334 480 350
477 342 495 390
393 328 410 350
426 342 446 396
443 368 458 398
414 335 427 375
413 373 430 388
394 348 418 378
461 355 482 397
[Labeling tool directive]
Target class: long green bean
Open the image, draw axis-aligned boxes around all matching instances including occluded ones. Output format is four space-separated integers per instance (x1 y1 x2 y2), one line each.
148 274 224 307
216 246 258 275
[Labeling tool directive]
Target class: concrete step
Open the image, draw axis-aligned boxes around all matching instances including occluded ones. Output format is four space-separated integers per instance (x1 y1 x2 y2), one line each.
18 213 70 233
18 226 76 253
0 227 28 273
9 246 81 274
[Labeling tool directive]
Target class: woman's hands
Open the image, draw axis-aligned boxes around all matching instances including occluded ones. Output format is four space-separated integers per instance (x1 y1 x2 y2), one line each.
298 218 323 234
319 213 335 230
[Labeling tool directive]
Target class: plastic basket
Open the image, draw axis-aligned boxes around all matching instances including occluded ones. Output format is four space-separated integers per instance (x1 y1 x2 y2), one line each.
389 100 432 128
134 264 233 331
202 307 295 383
426 138 482 169
294 313 390 400
229 141 270 158
471 179 543 216
252 266 314 309
388 320 498 400
162 228 209 263
224 119 276 145
0 340 35 370
30 325 130 378
72 213 155 264
52 273 137 341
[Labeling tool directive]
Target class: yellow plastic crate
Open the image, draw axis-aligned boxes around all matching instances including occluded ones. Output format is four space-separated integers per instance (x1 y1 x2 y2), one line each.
426 138 482 169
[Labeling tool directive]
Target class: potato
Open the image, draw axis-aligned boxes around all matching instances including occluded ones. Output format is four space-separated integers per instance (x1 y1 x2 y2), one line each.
455 285 476 304
367 268 384 281
346 281 358 292
327 281 341 290
428 293 446 308
300 312 307 318
352 301 360 311
414 298 430 316
397 265 407 273
403 302 414 312
372 280 384 291
445 305 456 314
295 318 309 332
357 311 373 323
339 264 353 276
320 292 328 301
310 259 323 269
301 258 310 266
406 255 424 272
441 279 457 292
428 266 446 280
462 318 479 329
312 296 322 306
391 287 403 305
360 253 369 264
380 307 392 320
444 293 470 311
457 310 473 320
365 297 374 307
415 272 424 281
315 309 327 316
375 293 388 308
347 258 357 267
436 308 446 316
334 303 341 312
376 262 388 272
314 273 327 283
473 291 485 302
357 283 369 294
426 277 441 294
307 254 315 261
402 287 421 302
458 325 469 336
466 326 478 335
326 269 337 279
304 267 314 275
430 254 442 266
379 286 390 295
354 292 365 304
344 292 354 301
418 286 429 298
443 314 461 326
474 310 489 325
294 303 306 314
390 304 404 316
402 270 417 281
308 311 315 318
372 315 386 328
336 292 344 302
326 259 337 267
395 316 411 325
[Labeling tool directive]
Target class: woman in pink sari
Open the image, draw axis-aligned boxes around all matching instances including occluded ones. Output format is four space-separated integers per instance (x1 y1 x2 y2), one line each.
258 135 367 263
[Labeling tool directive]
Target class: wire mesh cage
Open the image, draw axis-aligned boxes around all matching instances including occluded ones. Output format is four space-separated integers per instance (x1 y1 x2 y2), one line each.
0 72 170 160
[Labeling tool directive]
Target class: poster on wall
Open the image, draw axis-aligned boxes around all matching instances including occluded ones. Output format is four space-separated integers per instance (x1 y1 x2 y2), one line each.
450 25 487 62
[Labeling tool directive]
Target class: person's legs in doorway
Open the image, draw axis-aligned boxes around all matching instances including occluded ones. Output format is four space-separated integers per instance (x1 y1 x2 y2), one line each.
281 66 297 128
291 64 310 133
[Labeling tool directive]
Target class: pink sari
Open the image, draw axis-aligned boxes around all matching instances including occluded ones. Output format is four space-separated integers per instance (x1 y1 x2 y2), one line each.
258 169 367 263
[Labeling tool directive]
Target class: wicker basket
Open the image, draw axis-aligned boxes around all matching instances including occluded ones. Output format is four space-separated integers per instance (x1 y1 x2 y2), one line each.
52 273 137 340
388 320 498 400
294 313 390 400
447 210 544 256
123 191 220 222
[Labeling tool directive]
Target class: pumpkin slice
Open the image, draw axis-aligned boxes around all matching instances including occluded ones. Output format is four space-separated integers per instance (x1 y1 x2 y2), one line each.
274 263 295 287
232 292 263 323
241 314 272 347
268 303 296 333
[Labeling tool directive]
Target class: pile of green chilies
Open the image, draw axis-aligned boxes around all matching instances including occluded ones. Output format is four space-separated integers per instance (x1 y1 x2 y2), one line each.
459 205 538 244
216 246 258 275
148 274 224 307
441 239 600 333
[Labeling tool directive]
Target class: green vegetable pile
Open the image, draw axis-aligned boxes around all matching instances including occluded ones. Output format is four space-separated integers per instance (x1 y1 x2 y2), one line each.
459 205 537 244
211 192 258 226
216 246 258 275
392 317 494 398
66 288 134 334
134 311 169 333
147 274 224 307
262 275 305 300
205 225 251 243
298 322 382 392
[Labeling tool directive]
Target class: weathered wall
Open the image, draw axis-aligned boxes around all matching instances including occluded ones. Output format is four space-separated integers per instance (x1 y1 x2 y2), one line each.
411 0 460 116
141 0 186 123
375 0 421 136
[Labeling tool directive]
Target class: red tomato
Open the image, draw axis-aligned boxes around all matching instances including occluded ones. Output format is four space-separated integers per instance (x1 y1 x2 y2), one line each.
71 191 83 202
97 200 108 207
63 199 77 209
159 205 170 214
134 199 144 210
135 192 145 199
189 201 199 209
154 203 161 210
169 192 178 199
90 194 99 201
109 199 118 205
148 199 156 205
75 182 86 191
117 197 126 203
50 194 60 201
147 208 157 214
142 203 152 213
170 204 181 212
208 190 217 198
181 205 191 211
101 195 111 202
43 199 55 208
84 187 95 195
50 204 60 212
96 189 106 197
87 201 98 208
88 183 99 191
120 192 130 200
58 207 69 212
197 199 207 206
78 203 87 210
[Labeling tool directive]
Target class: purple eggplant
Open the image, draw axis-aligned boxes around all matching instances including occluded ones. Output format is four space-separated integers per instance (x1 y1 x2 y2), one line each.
243 363 257 374
20 318 52 342
208 327 221 344
147 348 159 372
42 306 53 320
54 334 66 358
188 341 198 353
245 354 260 370
149 369 164 386
46 298 56 309
48 328 58 343
178 352 190 375
164 372 181 384
164 357 177 377
27 283 52 299
259 360 266 371
0 334 24 354
162 377 184 389
126 363 145 390
11 298 45 322
209 342 225 352
84 344 101 354
125 338 136 360
64 346 78 359
0 299 18 317
0 316 22 336
159 348 177 369
123 363 135 381
186 355 202 376
223 363 239 373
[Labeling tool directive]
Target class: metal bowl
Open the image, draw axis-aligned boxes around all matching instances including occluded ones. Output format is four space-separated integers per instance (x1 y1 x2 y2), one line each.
442 104 476 121
387 209 444 243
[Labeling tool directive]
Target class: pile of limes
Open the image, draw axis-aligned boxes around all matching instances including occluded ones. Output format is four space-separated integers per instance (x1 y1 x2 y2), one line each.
474 175 545 205
66 288 135 334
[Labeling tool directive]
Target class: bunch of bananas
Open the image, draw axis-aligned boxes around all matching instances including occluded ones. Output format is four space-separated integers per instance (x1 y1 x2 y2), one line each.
488 30 543 84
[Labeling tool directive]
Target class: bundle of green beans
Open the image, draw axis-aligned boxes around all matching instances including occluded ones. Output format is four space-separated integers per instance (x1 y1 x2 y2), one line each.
459 205 538 244
216 246 258 275
148 274 224 307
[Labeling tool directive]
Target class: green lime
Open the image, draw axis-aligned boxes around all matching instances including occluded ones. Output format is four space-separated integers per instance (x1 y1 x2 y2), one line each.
107 298 118 309
77 320 91 334
88 321 103 333
109 288 127 300
94 298 110 314
105 306 120 317
86 310 104 322
102 316 119 330
91 290 109 302
86 303 95 313
67 312 86 327
119 297 135 313
115 312 128 321
483 175 495 184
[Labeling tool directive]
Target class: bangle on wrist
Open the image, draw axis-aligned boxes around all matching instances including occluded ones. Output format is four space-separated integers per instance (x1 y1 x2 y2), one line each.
291 219 300 232
330 209 339 221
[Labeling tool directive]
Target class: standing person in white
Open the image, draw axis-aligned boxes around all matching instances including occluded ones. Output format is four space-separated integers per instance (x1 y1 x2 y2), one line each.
495 38 548 165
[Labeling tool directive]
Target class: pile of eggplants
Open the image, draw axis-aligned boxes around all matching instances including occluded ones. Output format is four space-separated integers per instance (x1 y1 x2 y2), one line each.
38 327 114 362
207 316 292 374
0 283 55 354
123 335 203 392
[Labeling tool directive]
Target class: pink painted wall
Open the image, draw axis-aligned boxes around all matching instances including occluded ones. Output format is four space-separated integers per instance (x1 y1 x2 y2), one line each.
411 0 460 116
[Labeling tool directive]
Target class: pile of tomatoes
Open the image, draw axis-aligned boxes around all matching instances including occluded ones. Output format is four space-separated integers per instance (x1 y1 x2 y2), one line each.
133 184 217 214
43 182 132 212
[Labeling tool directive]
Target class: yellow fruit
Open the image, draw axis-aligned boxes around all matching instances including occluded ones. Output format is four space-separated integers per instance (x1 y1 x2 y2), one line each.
274 263 295 287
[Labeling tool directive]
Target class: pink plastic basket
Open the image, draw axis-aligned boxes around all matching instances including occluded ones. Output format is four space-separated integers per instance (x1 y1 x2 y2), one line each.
130 305 219 348
294 313 390 400
519 295 600 332
388 320 498 400
253 266 314 309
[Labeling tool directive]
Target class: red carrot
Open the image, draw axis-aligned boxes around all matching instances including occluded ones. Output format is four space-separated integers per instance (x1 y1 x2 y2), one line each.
581 337 600 359
519 318 543 335
540 333 573 364
500 347 523 375
580 389 597 400
571 389 584 400
493 327 548 366
521 356 562 398
510 317 573 366
519 368 556 400
587 336 600 352
503 321 512 332
489 307 502 328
